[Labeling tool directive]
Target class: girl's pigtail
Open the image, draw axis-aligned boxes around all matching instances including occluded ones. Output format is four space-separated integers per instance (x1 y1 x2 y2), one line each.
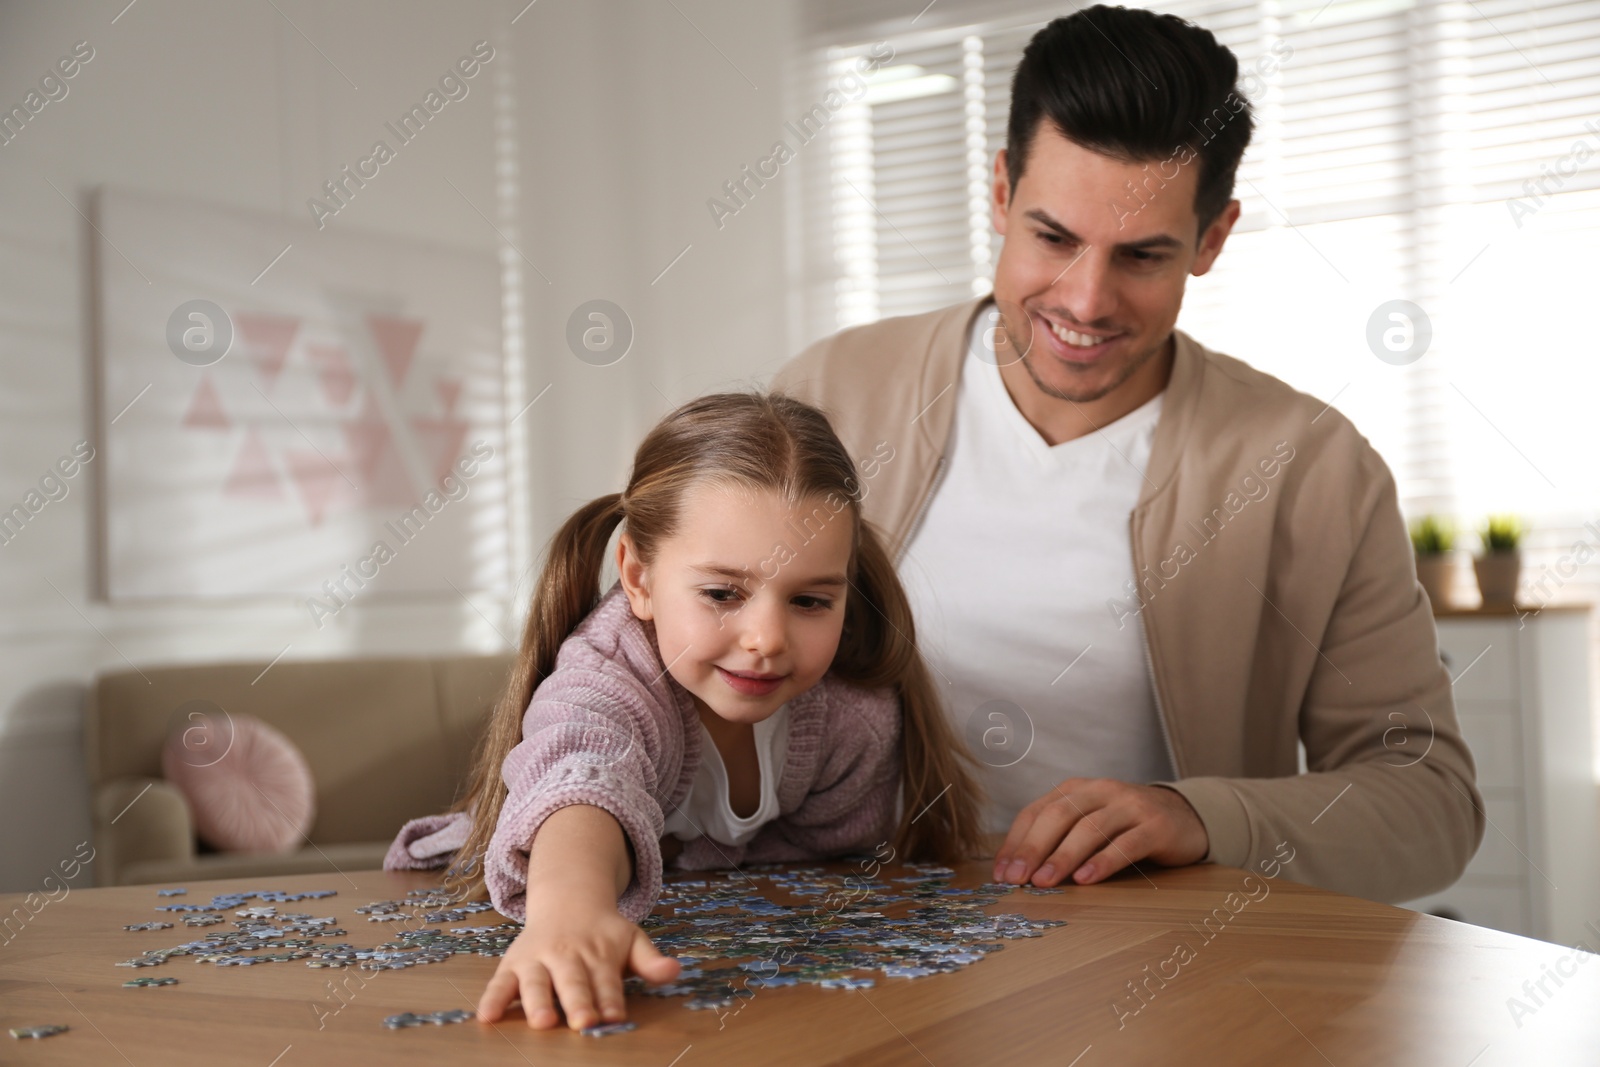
835 518 985 866
443 492 626 900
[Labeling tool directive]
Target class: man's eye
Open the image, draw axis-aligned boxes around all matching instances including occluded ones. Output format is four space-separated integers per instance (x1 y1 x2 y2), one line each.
1036 230 1065 245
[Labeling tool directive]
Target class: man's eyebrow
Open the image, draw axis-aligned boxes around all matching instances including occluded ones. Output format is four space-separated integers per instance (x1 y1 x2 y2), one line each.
1023 208 1185 251
690 563 848 588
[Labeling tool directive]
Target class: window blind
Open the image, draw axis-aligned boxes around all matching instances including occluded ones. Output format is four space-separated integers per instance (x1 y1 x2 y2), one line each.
795 0 1600 611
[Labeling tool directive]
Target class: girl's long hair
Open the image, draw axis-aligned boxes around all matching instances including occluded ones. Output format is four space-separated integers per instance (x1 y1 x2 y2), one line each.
444 392 983 900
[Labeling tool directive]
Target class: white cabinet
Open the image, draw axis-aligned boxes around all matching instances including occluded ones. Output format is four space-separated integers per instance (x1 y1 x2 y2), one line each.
1400 607 1600 949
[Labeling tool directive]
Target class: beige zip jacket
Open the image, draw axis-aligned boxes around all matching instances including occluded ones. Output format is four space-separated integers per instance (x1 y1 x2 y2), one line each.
771 297 1484 904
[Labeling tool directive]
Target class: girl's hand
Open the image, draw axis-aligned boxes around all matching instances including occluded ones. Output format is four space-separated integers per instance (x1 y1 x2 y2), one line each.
477 888 681 1031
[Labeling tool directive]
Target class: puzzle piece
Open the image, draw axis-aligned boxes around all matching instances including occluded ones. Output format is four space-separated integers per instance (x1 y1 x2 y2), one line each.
383 1009 473 1029
10 1025 68 1039
582 1021 637 1037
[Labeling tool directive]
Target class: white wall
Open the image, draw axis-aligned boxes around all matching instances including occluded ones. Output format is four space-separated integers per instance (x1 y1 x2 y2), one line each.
0 0 799 892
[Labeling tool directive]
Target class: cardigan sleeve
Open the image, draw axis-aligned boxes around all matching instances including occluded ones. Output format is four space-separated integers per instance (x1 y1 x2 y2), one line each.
482 662 678 925
383 810 473 871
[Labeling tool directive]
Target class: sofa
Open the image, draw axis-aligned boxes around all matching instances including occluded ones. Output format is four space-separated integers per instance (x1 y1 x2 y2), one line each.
85 653 512 887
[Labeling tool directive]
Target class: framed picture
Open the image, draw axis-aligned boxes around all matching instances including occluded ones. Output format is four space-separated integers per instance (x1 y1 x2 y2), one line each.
94 186 508 603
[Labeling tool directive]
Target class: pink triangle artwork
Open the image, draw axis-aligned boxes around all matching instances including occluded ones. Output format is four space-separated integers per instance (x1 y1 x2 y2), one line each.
181 375 231 430
366 314 424 388
342 393 393 482
434 376 462 416
233 312 301 392
284 450 343 527
411 416 472 484
341 393 416 510
223 427 283 500
94 184 506 600
306 342 358 407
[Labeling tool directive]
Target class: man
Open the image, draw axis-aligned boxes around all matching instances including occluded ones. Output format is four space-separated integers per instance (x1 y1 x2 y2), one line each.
772 4 1482 904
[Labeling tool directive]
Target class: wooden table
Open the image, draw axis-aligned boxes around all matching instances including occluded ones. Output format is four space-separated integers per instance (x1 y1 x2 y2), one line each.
2 861 1596 1065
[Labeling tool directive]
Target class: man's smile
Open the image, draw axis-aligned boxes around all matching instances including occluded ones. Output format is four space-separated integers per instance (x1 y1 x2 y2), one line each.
1033 310 1125 365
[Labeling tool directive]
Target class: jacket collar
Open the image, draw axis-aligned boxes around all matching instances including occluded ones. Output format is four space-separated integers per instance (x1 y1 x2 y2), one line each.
913 297 989 459
1142 329 1205 506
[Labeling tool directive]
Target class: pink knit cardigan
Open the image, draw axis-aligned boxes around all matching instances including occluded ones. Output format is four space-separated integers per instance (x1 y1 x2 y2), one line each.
385 581 902 922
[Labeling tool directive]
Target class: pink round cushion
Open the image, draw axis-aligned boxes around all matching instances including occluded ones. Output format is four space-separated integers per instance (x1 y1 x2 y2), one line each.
161 712 316 854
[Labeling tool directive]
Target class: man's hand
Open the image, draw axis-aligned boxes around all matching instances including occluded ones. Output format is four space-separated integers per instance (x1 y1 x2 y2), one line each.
993 779 1209 886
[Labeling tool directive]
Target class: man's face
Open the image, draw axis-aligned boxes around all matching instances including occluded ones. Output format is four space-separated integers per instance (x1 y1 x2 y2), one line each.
990 121 1238 404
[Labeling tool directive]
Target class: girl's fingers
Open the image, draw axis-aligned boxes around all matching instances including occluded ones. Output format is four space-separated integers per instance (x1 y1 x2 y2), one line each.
546 956 601 1031
588 955 629 1024
517 962 560 1030
628 929 682 984
477 964 521 1023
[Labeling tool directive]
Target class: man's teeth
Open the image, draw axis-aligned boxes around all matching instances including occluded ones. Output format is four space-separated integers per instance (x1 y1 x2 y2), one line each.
1050 322 1111 348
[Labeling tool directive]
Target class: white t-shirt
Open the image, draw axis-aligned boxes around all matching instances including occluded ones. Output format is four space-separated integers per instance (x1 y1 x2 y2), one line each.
662 703 791 847
898 305 1175 832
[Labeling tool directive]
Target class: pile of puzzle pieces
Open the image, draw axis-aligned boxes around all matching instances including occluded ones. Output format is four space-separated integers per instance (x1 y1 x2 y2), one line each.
114 888 512 972
2 859 1073 1041
628 862 1068 1012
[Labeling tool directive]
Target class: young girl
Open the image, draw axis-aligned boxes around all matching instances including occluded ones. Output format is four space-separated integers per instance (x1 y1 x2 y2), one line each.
384 391 982 1031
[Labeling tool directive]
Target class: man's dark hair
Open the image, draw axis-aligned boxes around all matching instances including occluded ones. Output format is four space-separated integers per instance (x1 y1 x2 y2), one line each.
1005 4 1254 232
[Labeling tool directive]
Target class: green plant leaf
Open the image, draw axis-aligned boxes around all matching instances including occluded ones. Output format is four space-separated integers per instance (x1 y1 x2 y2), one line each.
1479 514 1524 553
1409 515 1455 555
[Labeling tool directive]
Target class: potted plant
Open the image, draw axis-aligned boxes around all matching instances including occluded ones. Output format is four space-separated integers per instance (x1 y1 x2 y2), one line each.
1410 516 1456 608
1473 515 1524 607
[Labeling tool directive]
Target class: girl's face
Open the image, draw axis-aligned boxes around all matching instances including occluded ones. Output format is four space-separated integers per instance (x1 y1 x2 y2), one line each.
617 480 855 728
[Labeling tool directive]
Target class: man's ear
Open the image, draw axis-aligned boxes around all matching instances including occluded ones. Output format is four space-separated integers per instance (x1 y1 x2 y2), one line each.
1191 198 1241 278
616 532 653 621
992 148 1013 236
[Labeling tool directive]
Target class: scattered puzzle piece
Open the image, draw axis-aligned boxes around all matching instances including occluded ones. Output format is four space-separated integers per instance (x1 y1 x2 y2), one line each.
383 1009 473 1029
582 1021 637 1037
10 1025 68 1039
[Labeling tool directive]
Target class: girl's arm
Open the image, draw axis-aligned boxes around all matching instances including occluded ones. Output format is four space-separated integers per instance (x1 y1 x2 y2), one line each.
482 661 682 925
478 804 680 1031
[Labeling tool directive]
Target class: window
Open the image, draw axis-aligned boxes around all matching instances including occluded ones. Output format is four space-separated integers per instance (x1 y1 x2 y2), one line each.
796 0 1600 608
